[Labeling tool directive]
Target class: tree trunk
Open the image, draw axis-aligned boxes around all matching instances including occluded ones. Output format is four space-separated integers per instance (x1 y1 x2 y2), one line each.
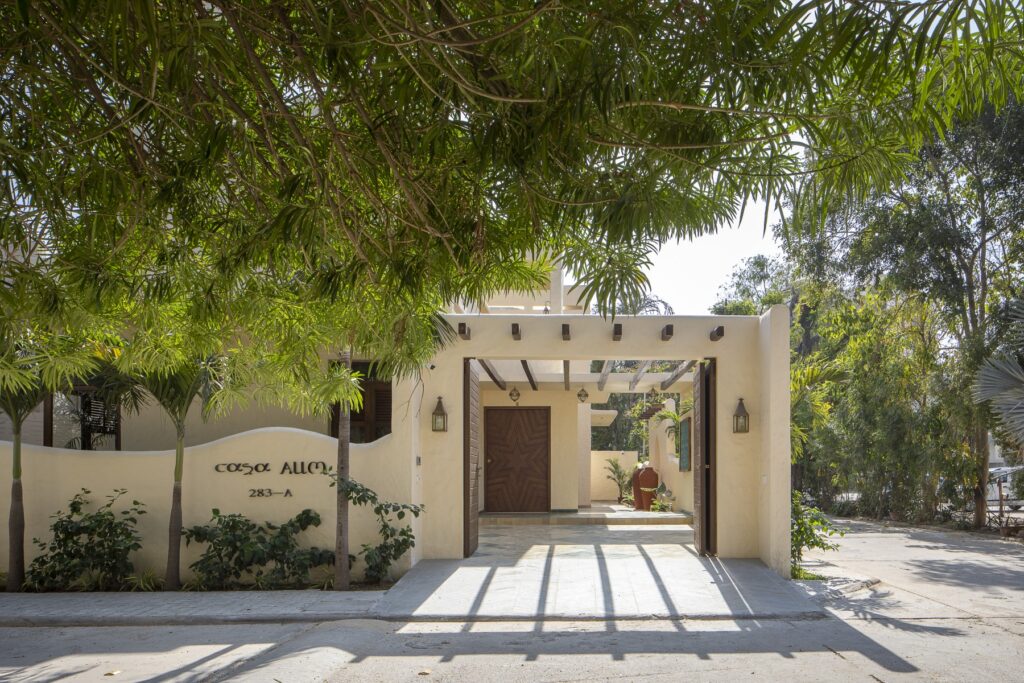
165 432 184 590
972 423 990 528
7 430 24 591
334 350 352 590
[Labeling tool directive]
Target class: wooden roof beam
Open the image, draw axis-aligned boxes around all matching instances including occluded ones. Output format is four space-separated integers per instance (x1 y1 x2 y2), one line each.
521 360 538 390
660 360 697 390
477 359 506 390
597 360 613 391
563 360 571 389
629 360 652 391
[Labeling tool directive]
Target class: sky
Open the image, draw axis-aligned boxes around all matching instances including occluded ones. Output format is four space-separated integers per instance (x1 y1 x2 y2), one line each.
645 200 783 314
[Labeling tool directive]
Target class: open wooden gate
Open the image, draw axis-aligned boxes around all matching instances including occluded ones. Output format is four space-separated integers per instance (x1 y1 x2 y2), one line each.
692 358 718 555
463 359 480 557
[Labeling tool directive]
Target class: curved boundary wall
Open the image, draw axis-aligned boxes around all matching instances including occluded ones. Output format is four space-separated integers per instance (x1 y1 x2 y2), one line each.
0 427 417 583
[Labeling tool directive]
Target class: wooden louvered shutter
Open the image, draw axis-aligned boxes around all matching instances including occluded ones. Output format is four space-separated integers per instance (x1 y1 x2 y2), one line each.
372 384 392 440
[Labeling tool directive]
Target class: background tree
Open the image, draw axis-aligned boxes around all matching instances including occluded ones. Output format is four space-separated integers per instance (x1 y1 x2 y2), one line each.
784 100 1024 526
3 0 1023 353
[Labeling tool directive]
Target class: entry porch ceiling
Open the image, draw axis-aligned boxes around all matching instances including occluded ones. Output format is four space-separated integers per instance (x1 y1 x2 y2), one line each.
477 359 694 393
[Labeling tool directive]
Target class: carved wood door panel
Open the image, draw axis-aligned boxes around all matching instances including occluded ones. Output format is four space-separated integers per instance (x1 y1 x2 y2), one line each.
484 407 551 512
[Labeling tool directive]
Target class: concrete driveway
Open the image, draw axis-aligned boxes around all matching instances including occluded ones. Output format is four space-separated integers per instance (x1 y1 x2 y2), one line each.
803 519 1024 624
2 521 1023 681
375 524 820 620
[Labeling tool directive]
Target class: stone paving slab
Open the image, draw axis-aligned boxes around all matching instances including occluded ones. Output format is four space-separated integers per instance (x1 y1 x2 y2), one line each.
0 590 384 627
376 524 824 621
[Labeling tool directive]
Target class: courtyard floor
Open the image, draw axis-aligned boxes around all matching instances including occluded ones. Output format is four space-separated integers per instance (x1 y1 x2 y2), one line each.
374 523 817 620
0 520 1021 681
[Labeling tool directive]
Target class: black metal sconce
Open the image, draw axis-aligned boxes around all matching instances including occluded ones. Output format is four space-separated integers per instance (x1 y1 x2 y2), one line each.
733 398 749 433
577 387 589 403
509 385 521 405
432 396 448 432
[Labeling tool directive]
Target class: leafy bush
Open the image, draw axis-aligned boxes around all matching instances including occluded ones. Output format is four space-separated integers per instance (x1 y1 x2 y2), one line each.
645 483 675 512
126 569 162 592
604 458 632 502
1013 470 1024 501
333 478 423 584
183 509 334 589
25 489 145 591
791 491 844 570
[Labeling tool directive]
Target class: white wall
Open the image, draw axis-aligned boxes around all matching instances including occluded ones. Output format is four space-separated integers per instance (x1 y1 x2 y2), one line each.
0 426 415 582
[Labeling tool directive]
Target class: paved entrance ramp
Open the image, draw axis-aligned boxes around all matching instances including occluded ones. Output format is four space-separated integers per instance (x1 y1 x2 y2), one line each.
377 525 823 621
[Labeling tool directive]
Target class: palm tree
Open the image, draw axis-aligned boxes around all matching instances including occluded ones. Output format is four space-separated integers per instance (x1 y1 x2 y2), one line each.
652 399 695 442
1 334 97 591
1 381 46 591
975 301 1024 443
139 357 227 590
790 361 846 462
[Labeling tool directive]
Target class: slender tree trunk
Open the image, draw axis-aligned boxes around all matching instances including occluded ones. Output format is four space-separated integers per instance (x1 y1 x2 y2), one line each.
973 423 990 529
165 431 185 590
7 429 24 592
334 350 351 590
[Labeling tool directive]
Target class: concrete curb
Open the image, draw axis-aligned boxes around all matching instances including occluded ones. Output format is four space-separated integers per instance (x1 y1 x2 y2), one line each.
0 610 830 628
0 613 376 628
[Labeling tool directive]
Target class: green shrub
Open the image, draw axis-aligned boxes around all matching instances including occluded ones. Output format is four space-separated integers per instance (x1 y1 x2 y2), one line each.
25 489 145 591
183 509 335 589
791 491 844 571
333 478 423 584
604 458 632 502
126 569 163 592
1013 470 1024 501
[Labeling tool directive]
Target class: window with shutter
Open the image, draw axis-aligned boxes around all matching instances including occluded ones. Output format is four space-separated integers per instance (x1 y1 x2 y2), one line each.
329 361 392 443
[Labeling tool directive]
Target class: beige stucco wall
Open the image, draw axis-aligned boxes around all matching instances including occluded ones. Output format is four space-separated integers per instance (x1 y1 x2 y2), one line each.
414 312 790 572
1 310 791 576
648 398 695 513
590 450 638 501
577 404 592 507
759 305 792 576
0 425 416 583
122 402 327 450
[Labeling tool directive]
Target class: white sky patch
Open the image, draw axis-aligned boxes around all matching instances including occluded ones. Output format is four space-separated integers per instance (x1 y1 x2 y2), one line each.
646 199 783 314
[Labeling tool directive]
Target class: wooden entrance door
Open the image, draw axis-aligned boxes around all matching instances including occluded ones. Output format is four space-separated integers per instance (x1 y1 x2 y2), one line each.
463 359 481 557
692 359 717 555
484 407 551 512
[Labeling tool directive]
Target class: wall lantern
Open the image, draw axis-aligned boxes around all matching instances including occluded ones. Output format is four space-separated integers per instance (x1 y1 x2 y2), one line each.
733 398 750 434
577 387 589 403
431 396 448 432
509 385 521 405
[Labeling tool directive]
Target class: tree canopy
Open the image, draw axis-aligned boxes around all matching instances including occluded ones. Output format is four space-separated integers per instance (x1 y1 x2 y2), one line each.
3 1 1024 372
